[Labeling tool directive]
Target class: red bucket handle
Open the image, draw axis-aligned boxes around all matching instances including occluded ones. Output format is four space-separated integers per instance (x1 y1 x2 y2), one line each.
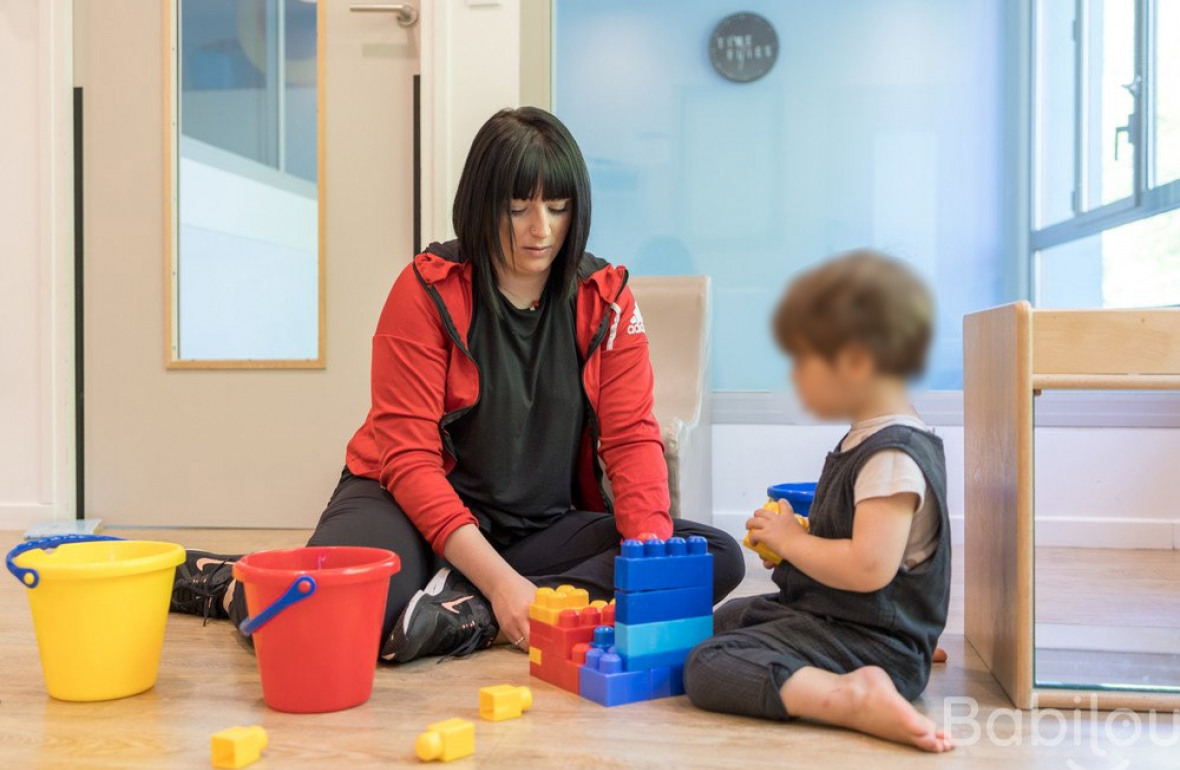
239 575 317 636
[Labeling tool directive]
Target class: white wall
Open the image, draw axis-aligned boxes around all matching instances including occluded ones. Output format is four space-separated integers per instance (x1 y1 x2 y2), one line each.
0 0 73 529
713 423 1180 550
420 0 522 244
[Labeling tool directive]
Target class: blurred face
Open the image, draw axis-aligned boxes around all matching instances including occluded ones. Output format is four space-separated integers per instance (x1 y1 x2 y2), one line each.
497 195 572 280
789 344 876 420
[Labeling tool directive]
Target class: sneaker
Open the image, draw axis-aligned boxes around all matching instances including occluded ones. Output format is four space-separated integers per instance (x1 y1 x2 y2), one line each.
381 567 499 663
171 550 238 624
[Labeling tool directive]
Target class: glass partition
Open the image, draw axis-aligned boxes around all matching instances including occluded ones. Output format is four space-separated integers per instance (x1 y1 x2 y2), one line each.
1033 402 1180 693
167 0 322 367
553 0 1011 390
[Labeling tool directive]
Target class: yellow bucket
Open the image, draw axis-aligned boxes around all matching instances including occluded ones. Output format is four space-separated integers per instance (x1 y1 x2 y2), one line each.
7 535 185 701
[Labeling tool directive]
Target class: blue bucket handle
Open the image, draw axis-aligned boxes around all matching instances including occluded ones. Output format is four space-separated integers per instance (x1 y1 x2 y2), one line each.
6 534 125 589
238 575 317 636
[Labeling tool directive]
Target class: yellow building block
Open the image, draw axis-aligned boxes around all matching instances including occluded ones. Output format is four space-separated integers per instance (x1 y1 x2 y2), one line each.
742 499 809 566
478 684 533 722
415 718 474 763
528 646 542 665
527 584 590 625
211 726 267 769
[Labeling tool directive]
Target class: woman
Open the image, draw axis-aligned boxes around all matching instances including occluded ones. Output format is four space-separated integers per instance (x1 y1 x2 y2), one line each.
171 107 744 662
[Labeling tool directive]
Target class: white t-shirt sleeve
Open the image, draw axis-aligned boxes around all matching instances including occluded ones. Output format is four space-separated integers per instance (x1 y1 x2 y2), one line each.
854 449 940 570
853 449 926 508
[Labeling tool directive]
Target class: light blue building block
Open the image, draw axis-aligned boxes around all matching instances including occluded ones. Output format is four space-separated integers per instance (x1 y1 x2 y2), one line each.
615 615 713 658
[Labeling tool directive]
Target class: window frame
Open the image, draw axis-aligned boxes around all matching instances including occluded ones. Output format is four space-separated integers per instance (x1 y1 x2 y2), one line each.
1030 0 1180 254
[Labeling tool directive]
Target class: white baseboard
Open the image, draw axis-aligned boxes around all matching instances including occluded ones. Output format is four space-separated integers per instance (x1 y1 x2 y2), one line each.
1034 516 1178 550
714 511 1178 550
0 504 61 532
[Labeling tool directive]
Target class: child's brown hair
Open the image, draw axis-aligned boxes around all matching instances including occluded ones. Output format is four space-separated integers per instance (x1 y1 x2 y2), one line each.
773 249 934 378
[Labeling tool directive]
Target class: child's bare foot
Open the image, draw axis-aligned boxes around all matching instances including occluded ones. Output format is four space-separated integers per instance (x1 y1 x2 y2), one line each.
781 666 954 753
933 647 948 664
841 667 954 753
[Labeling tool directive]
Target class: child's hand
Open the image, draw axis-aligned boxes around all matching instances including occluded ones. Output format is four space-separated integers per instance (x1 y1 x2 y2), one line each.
746 503 807 561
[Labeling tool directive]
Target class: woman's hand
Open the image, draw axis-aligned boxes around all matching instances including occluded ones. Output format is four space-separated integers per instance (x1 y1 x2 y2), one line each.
441 524 537 651
489 572 537 651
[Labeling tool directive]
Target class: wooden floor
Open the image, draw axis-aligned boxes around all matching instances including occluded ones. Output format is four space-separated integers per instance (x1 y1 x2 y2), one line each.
2 529 1178 769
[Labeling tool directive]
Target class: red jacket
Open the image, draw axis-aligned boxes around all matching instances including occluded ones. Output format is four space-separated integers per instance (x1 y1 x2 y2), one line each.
345 241 673 555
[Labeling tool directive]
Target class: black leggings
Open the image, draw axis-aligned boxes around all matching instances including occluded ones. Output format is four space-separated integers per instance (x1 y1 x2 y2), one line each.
231 468 745 642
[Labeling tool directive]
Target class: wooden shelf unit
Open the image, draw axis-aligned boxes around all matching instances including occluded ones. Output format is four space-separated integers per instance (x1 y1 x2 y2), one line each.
963 302 1180 710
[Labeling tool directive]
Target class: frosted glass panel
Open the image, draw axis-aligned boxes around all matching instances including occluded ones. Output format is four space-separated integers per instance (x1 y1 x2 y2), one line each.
554 0 1010 390
173 0 319 363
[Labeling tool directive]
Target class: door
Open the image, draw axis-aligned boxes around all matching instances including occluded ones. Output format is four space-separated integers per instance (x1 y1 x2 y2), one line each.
75 0 419 527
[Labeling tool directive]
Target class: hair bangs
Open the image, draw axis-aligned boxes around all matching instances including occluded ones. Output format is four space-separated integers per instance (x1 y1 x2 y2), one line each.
510 138 579 203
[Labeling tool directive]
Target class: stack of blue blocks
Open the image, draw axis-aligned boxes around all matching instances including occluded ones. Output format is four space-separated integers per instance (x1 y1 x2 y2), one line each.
579 535 714 707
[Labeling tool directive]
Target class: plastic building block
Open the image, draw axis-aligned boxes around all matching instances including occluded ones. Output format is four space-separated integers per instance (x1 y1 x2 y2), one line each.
211 726 268 769
592 625 614 648
578 652 687 706
648 664 686 698
478 684 533 722
415 718 474 763
614 536 713 592
742 499 809 566
615 583 713 625
622 647 695 672
528 584 591 625
529 601 615 693
579 647 652 706
615 615 713 658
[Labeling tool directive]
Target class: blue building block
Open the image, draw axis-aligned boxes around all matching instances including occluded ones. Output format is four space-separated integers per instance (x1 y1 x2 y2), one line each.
648 665 685 698
615 583 713 625
614 536 713 592
615 615 714 658
592 625 615 649
579 647 652 707
621 647 694 672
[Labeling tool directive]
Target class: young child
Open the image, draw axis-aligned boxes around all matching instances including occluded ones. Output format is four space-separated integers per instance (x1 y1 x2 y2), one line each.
683 250 953 753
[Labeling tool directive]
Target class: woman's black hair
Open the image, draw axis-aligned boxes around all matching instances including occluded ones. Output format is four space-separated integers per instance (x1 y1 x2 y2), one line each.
452 107 592 315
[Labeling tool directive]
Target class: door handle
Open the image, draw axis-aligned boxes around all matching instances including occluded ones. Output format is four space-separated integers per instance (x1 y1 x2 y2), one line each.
349 3 418 27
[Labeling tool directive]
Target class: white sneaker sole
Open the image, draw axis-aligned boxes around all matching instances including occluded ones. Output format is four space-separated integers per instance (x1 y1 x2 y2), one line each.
382 563 460 660
386 567 453 655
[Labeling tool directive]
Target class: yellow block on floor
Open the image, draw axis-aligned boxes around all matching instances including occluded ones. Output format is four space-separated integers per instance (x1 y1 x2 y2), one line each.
415 718 474 763
478 684 533 722
211 726 267 769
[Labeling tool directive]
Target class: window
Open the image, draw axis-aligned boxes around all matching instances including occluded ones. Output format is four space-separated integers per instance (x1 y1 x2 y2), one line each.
1155 0 1180 186
169 0 321 365
1032 0 1180 309
553 0 1009 391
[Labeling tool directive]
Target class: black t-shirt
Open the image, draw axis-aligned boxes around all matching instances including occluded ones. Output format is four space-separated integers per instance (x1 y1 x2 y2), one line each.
446 286 586 547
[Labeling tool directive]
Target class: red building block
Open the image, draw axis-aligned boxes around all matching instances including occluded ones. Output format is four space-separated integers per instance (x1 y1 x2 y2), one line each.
528 603 615 693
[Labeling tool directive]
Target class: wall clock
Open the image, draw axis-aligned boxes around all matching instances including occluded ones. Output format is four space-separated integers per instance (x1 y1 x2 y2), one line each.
709 13 778 83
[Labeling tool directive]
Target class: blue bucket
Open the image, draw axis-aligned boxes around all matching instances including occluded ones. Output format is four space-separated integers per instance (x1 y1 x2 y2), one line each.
766 482 818 517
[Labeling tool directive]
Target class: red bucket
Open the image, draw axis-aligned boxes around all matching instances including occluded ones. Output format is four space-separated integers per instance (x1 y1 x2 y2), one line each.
233 546 399 713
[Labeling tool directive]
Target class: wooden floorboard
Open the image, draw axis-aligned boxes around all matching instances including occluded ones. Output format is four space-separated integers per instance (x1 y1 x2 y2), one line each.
1 529 1178 768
